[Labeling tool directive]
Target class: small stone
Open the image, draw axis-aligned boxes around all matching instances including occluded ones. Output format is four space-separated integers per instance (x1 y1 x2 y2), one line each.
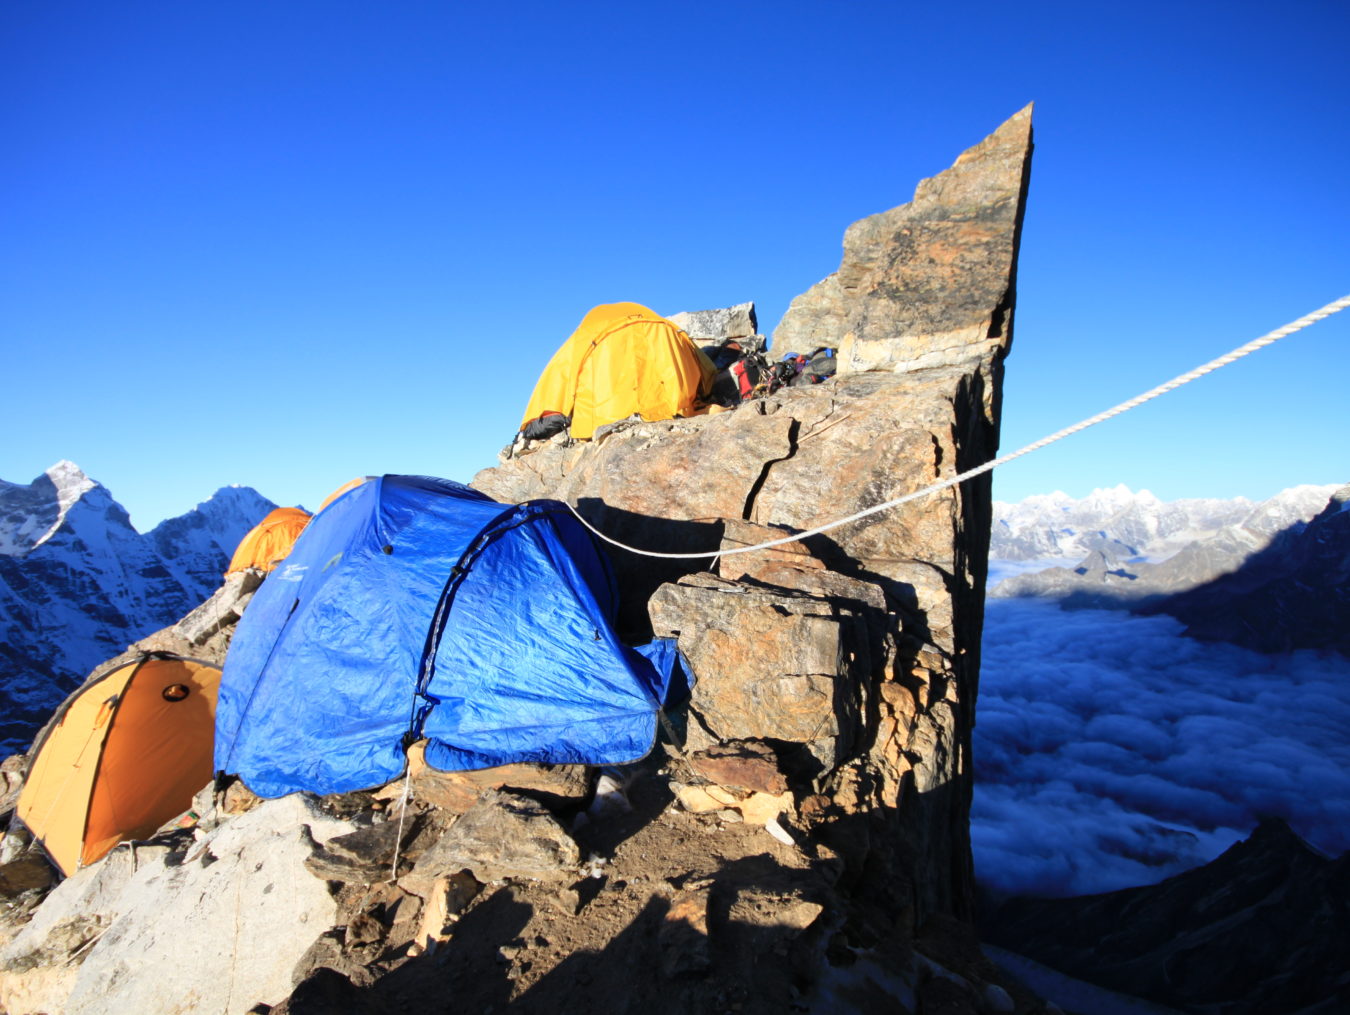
660 890 712 977
344 913 383 948
763 818 796 847
675 785 724 814
738 791 794 825
0 856 56 898
552 888 580 915
221 779 262 815
983 983 1014 1013
409 873 480 954
704 785 743 807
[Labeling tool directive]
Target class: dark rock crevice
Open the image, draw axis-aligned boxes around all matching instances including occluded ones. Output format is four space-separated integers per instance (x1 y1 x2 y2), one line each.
741 416 800 522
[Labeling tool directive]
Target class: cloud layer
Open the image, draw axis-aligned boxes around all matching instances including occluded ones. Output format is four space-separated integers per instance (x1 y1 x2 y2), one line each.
973 599 1350 898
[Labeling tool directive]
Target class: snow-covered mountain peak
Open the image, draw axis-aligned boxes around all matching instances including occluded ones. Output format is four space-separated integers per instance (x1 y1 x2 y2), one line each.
996 485 1160 514
1238 484 1344 537
1092 483 1154 506
991 483 1341 564
150 486 277 538
0 461 110 556
46 459 95 503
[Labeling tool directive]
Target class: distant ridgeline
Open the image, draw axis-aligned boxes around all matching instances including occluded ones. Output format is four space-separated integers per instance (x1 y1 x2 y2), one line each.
990 482 1350 653
0 462 275 755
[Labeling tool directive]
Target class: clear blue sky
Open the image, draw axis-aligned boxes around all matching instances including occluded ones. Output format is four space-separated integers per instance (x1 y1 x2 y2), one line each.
4 1 1347 528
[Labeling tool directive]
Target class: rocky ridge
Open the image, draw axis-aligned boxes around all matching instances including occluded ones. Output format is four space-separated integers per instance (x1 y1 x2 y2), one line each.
1140 482 1350 653
1 106 1042 1014
983 819 1350 1014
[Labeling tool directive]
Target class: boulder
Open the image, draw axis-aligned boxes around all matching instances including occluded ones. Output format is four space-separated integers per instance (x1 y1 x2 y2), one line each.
402 789 579 888
0 108 1036 1013
687 741 789 796
0 794 354 1015
667 302 758 342
304 816 415 884
168 568 263 652
121 568 263 667
650 573 869 773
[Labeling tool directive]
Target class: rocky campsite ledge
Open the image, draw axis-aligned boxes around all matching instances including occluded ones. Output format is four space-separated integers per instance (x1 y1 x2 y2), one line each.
1 106 1038 1014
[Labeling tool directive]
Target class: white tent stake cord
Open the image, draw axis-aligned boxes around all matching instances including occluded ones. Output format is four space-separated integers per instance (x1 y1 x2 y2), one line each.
388 768 413 883
565 294 1350 560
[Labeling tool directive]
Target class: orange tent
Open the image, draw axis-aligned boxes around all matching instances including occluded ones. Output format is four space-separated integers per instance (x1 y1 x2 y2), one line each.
317 476 372 513
225 506 312 576
520 303 716 441
17 654 222 876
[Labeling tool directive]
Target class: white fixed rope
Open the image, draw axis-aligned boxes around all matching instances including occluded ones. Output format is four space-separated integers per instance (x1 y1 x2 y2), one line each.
564 293 1350 561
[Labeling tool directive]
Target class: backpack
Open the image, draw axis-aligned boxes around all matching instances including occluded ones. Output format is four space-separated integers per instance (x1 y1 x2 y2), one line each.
773 347 837 386
710 356 765 406
521 411 570 441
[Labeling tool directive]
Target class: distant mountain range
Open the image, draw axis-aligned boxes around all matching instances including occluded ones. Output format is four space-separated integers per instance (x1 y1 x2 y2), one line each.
0 462 274 755
990 482 1349 653
990 483 1337 565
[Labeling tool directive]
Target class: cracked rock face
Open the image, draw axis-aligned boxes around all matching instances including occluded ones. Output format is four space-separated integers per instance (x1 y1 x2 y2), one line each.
649 573 868 774
473 106 1032 926
772 104 1032 387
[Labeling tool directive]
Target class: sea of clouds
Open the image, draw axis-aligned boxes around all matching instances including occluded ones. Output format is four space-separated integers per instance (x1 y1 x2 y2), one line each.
972 597 1350 899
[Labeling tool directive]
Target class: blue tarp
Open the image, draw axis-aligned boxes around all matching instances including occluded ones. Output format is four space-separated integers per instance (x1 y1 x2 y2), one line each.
214 475 679 798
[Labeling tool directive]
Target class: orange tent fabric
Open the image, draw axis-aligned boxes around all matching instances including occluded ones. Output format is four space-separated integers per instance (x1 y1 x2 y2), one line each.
317 476 371 513
520 303 716 440
225 506 312 576
17 654 222 876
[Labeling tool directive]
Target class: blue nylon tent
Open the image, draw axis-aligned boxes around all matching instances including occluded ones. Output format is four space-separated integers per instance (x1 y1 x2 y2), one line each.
214 475 680 798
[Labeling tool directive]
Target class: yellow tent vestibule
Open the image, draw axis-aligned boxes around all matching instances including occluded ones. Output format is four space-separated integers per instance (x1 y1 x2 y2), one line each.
16 653 222 877
519 302 716 441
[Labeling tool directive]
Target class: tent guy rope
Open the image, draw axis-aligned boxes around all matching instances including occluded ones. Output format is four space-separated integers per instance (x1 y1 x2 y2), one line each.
564 293 1350 561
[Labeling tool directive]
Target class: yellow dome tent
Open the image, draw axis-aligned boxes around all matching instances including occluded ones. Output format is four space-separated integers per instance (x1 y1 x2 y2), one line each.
225 506 312 576
16 654 222 876
519 302 717 441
